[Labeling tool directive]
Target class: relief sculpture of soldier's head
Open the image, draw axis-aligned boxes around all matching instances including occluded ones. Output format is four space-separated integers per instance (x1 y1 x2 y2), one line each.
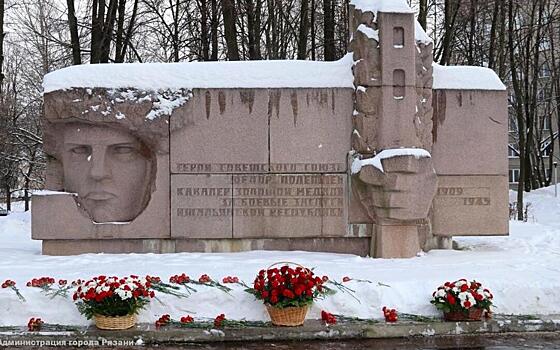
53 122 156 223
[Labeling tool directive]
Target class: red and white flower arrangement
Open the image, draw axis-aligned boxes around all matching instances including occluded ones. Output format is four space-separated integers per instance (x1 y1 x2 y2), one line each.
73 275 155 319
431 279 493 320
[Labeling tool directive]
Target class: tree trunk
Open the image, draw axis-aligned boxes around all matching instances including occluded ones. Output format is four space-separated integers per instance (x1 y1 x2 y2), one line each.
297 0 309 59
222 0 240 60
5 185 9 212
245 0 260 59
114 0 126 62
119 0 138 62
100 0 118 63
24 189 29 212
210 0 218 60
200 0 209 60
437 0 461 65
91 0 104 63
508 0 525 220
418 0 427 30
488 0 501 69
467 0 477 65
311 0 315 60
323 0 335 60
0 0 4 86
172 0 180 62
67 0 82 64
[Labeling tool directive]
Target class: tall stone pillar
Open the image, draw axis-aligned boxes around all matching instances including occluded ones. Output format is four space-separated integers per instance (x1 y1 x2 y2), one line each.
349 5 437 258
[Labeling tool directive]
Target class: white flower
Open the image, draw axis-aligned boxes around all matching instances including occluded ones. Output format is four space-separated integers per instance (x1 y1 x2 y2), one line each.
116 289 132 300
436 289 446 298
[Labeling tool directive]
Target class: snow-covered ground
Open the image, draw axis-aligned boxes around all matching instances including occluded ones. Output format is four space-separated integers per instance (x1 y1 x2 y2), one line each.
1 187 559 326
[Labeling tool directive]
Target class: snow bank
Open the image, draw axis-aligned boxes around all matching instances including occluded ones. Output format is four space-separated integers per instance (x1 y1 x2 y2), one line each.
2 187 560 326
433 63 506 91
351 148 431 174
43 55 354 93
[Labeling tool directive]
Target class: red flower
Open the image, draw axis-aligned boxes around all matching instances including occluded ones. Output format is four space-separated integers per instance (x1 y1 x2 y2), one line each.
460 284 468 292
464 300 472 308
214 314 226 328
59 280 67 286
282 289 295 299
2 280 15 288
342 276 351 282
27 318 43 331
446 293 456 305
321 310 337 325
180 315 194 324
222 276 240 284
155 314 171 329
199 274 211 283
382 307 398 323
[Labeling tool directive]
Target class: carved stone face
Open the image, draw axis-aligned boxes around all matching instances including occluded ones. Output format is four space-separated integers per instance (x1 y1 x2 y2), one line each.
60 124 153 223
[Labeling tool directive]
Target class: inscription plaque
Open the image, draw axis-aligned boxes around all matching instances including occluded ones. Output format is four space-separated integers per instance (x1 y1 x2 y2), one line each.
432 176 508 237
170 172 346 239
171 174 232 239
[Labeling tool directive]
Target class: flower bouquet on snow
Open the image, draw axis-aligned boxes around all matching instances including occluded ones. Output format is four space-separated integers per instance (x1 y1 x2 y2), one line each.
73 275 155 330
246 263 333 326
430 279 493 321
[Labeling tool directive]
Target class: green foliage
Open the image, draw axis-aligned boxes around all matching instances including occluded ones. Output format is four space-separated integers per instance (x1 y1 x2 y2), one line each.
76 295 150 319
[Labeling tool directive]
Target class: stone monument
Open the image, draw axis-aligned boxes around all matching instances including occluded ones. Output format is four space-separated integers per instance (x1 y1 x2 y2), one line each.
33 0 508 258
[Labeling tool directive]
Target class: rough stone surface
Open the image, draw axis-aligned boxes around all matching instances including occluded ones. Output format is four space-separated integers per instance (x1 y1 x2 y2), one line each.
431 90 508 176
42 237 371 255
175 237 370 255
356 156 438 222
374 224 421 258
378 13 416 87
170 89 269 174
269 89 352 173
432 175 509 237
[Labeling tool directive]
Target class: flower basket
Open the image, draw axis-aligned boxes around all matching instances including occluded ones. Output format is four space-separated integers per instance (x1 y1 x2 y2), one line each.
246 262 333 327
94 314 136 330
431 279 493 322
266 304 309 327
443 308 483 322
73 275 155 330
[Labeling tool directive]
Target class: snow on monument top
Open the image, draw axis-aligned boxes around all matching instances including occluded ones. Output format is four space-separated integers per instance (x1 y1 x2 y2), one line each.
43 54 355 93
350 0 415 15
432 63 506 91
